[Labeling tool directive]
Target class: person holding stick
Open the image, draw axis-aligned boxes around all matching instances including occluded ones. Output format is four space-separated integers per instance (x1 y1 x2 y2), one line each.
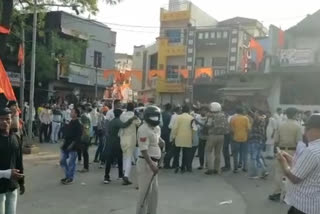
136 106 164 214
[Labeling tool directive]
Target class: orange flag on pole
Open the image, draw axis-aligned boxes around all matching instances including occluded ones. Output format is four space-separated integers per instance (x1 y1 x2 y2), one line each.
0 25 10 34
0 60 17 101
18 44 24 66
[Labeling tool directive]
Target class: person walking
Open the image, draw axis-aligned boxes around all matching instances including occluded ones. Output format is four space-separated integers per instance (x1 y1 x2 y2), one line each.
196 106 208 170
230 107 251 173
0 107 25 214
104 109 135 184
265 111 277 159
90 103 99 145
248 110 268 179
93 107 108 167
78 104 92 173
171 105 193 173
204 102 229 175
164 106 181 169
51 105 63 144
136 106 163 214
60 108 82 185
39 104 52 143
277 113 320 214
161 104 172 169
269 107 303 202
119 103 141 185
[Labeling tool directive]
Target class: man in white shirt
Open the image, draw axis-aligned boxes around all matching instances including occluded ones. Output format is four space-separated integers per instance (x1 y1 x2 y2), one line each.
277 114 320 214
90 104 99 145
39 104 52 143
106 99 121 121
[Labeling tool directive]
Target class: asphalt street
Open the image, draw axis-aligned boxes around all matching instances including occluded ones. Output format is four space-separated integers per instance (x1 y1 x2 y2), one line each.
18 143 287 214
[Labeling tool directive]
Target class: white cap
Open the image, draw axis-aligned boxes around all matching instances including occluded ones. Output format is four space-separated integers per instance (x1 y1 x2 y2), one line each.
210 102 221 112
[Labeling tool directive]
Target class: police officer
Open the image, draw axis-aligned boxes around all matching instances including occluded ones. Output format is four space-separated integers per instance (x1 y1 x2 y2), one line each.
136 106 164 214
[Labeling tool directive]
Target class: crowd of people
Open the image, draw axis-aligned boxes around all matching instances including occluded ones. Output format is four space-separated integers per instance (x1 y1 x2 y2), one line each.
0 98 320 214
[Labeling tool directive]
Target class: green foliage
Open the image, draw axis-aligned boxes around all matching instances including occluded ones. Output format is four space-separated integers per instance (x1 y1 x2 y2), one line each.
51 33 87 64
34 45 56 81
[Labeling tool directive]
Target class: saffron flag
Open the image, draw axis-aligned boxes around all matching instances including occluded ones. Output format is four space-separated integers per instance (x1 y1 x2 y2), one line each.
278 29 285 48
195 67 213 79
0 60 17 101
0 25 10 34
18 44 24 66
148 70 165 80
249 39 264 69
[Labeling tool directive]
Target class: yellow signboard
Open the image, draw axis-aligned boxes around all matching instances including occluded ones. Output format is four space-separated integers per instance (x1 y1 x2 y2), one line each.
156 80 185 93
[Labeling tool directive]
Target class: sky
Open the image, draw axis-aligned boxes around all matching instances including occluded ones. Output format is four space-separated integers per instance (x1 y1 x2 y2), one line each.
90 0 320 54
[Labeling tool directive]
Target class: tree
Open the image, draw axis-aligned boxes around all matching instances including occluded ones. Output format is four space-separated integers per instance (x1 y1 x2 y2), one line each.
0 0 122 59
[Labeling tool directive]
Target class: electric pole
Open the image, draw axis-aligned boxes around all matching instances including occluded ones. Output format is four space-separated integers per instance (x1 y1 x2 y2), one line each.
27 0 37 145
20 27 25 118
95 66 98 100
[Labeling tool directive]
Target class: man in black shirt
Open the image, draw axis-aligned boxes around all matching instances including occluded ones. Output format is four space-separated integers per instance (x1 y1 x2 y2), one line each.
0 107 25 214
104 109 135 184
60 108 82 185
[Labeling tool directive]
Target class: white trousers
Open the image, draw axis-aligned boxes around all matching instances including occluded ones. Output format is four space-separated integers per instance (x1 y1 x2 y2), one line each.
51 122 61 143
0 189 18 214
136 159 158 214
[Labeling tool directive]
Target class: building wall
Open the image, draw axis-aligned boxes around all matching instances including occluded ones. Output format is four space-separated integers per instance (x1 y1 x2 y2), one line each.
195 47 228 67
190 4 218 27
132 46 145 70
60 12 116 69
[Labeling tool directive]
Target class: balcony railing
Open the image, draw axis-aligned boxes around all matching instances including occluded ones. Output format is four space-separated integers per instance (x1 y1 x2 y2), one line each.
66 63 112 87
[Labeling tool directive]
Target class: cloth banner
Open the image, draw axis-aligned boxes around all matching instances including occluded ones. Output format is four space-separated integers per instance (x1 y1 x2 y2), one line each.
0 60 17 101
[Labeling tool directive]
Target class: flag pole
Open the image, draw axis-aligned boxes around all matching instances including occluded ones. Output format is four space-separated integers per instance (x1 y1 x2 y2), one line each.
19 27 25 118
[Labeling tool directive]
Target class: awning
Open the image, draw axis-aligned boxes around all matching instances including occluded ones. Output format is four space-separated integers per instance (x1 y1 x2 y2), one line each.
218 87 266 96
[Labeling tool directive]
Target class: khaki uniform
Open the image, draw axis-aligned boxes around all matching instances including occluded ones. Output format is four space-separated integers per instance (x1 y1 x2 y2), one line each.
272 119 303 195
205 112 229 172
136 123 161 214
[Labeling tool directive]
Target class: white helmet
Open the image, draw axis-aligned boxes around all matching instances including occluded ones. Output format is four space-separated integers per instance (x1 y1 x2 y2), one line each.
210 102 221 112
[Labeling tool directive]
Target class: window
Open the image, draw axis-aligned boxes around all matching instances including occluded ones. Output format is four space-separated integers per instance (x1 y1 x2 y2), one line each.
189 31 194 36
188 48 193 54
231 47 237 53
230 56 236 62
232 38 238 44
187 57 193 63
232 29 238 34
210 32 216 39
198 33 203 39
94 51 102 68
188 39 194 45
166 29 181 43
223 31 228 38
230 65 236 71
204 32 209 39
167 65 179 80
211 58 215 66
195 57 204 67
217 32 222 39
187 65 192 71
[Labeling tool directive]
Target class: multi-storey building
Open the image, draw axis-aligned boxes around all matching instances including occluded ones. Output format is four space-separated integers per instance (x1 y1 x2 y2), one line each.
45 11 116 103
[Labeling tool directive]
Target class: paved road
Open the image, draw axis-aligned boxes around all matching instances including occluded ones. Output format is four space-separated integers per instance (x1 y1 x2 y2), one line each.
18 143 286 214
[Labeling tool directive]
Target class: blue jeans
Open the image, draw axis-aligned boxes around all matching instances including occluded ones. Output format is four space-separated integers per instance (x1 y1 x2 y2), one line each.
94 135 105 162
232 141 248 170
0 189 18 214
248 140 267 177
60 150 78 179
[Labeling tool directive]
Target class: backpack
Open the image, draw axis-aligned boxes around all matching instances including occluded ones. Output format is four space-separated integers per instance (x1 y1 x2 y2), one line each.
211 113 228 135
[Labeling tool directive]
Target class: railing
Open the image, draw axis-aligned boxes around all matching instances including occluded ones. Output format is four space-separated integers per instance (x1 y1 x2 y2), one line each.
67 63 111 87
